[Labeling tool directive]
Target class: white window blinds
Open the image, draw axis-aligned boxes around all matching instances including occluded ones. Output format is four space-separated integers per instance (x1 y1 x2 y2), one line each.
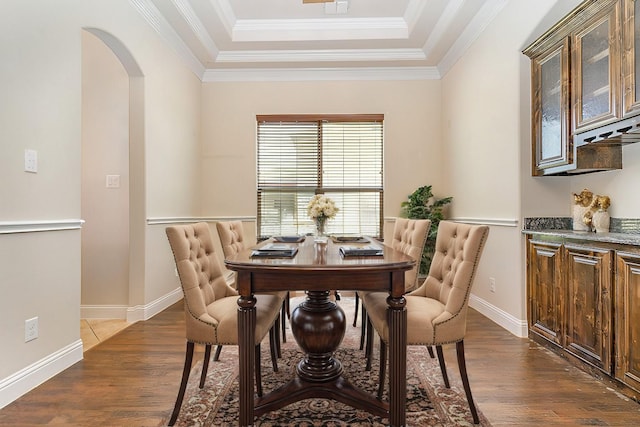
257 115 384 239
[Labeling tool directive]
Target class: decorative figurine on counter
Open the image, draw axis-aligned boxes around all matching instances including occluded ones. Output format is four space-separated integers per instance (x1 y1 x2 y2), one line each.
572 188 594 231
591 195 611 233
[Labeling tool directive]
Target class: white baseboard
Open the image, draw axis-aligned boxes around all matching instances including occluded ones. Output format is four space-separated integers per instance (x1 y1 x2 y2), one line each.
126 287 183 323
81 304 129 319
469 294 528 338
0 340 83 410
2 288 184 410
81 287 183 321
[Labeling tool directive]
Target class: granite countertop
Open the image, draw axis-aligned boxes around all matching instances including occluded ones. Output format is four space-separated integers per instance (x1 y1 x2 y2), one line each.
522 229 640 246
523 217 640 246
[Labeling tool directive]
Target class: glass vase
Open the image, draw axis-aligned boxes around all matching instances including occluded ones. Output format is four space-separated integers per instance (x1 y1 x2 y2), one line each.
315 218 326 237
314 218 328 244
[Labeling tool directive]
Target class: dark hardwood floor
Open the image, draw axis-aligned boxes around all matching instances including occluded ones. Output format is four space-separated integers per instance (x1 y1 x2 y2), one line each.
2 296 640 426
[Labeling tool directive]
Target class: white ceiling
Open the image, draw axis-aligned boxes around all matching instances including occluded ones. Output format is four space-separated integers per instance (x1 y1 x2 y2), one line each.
135 0 509 81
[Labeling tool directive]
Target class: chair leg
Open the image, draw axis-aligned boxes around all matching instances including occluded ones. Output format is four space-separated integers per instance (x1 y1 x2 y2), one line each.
435 345 450 388
286 292 291 318
274 314 282 358
168 341 194 426
377 338 387 399
281 301 287 343
427 345 435 359
199 344 212 388
359 305 367 351
256 344 263 397
269 326 279 372
213 345 222 361
353 292 360 327
365 317 374 371
456 340 480 424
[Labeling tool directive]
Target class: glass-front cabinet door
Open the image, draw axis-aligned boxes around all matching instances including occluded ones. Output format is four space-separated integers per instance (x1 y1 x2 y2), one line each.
623 0 640 116
573 4 621 132
531 38 571 173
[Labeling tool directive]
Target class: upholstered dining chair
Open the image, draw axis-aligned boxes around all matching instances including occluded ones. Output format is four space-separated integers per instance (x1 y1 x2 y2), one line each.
356 218 430 358
362 221 489 424
216 220 289 347
165 222 284 426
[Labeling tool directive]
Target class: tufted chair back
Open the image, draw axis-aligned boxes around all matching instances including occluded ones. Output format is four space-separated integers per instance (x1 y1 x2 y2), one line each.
166 222 238 344
409 220 489 342
390 218 431 292
216 221 246 258
364 220 489 422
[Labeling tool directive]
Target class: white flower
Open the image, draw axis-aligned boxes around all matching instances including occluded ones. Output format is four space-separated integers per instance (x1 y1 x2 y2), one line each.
307 195 338 221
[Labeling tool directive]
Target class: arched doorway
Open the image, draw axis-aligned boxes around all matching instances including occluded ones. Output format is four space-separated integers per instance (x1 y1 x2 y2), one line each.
80 29 145 338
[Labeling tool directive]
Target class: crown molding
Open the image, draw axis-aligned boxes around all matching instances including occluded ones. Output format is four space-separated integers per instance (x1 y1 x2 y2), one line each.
202 66 441 82
422 0 465 59
216 48 425 64
133 0 507 82
213 0 237 36
170 0 218 58
404 0 427 33
232 17 408 42
437 0 508 76
129 0 205 78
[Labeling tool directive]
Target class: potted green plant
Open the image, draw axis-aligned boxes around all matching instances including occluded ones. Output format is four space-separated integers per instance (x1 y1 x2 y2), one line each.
400 185 452 275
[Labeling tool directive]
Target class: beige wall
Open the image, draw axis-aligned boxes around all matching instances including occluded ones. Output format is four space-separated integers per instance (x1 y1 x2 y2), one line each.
4 0 640 411
0 0 201 406
200 80 444 223
441 0 576 333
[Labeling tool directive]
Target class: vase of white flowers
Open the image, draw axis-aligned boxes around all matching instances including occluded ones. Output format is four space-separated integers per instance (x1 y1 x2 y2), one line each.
307 194 338 238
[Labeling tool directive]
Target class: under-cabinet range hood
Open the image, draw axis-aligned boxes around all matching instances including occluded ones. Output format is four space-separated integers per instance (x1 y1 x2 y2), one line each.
563 143 623 175
552 114 640 175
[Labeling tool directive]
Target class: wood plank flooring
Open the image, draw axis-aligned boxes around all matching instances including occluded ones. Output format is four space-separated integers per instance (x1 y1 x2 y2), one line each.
2 297 640 426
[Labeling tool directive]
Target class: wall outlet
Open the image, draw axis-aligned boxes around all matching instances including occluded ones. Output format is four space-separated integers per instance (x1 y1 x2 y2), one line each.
489 277 496 293
24 149 38 173
25 317 39 342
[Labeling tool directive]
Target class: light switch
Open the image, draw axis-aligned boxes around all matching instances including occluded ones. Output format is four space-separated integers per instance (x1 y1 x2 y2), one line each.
24 149 38 173
106 175 121 188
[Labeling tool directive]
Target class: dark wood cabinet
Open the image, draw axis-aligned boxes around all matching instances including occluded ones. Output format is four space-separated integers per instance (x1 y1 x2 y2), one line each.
623 0 640 116
615 250 640 392
527 238 613 373
564 244 612 373
573 3 621 132
526 232 640 398
528 239 564 345
524 0 627 176
529 39 572 173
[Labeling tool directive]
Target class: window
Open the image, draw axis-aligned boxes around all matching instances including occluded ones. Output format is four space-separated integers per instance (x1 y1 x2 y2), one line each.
257 114 384 239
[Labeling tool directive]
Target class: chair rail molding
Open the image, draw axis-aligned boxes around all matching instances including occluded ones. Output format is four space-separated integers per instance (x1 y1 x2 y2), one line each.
147 216 256 225
0 219 84 234
450 217 518 227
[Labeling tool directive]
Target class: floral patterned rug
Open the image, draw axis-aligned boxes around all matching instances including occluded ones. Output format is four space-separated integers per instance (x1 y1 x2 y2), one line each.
162 297 491 426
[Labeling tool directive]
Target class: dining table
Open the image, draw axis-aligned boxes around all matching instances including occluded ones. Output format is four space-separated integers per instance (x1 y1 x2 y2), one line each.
225 235 415 426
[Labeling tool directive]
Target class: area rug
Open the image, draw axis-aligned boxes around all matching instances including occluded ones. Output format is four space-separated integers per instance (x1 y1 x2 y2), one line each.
163 297 491 426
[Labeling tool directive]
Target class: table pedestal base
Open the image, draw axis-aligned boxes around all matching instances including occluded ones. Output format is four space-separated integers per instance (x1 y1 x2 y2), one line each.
254 290 388 419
